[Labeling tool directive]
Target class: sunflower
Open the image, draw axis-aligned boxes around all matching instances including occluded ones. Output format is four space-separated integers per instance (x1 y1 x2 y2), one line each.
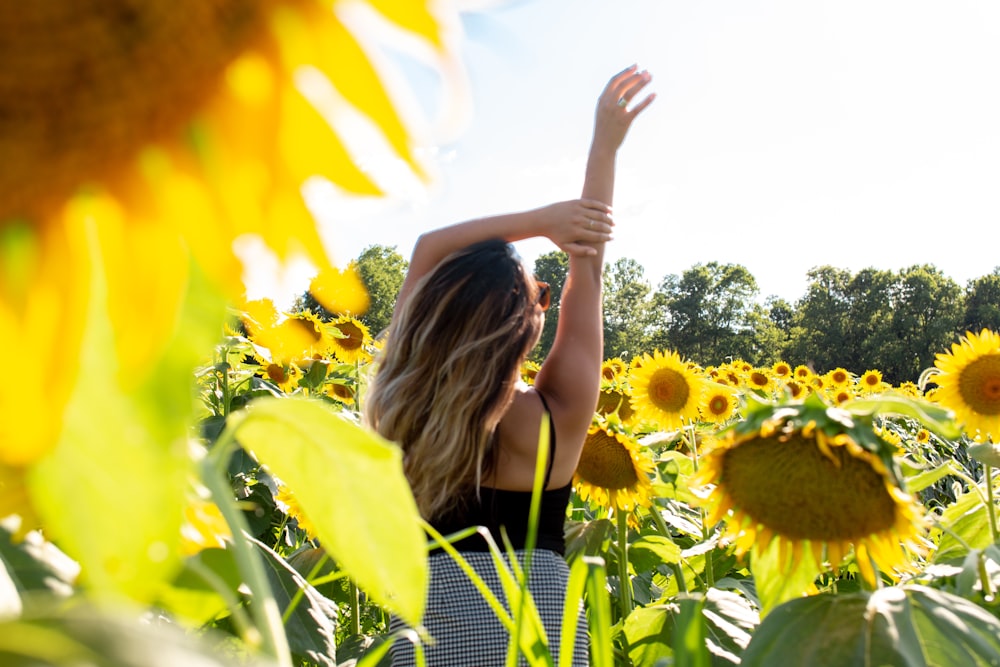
693 394 927 589
915 428 931 445
829 387 854 405
521 359 541 385
275 485 319 541
793 365 815 382
253 310 332 364
596 387 637 423
629 350 707 429
700 384 739 424
825 367 852 388
782 379 810 401
746 368 773 393
574 419 655 512
931 329 1000 438
329 315 372 364
326 380 356 407
0 0 462 467
601 357 628 383
858 369 886 394
771 361 792 379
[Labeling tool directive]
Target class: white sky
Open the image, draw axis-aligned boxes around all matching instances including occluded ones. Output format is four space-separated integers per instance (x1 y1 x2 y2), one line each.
249 0 1000 306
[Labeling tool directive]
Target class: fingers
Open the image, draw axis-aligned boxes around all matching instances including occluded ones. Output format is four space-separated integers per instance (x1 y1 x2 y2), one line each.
613 69 653 110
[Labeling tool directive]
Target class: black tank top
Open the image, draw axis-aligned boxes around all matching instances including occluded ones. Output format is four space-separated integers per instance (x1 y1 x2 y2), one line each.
429 392 572 555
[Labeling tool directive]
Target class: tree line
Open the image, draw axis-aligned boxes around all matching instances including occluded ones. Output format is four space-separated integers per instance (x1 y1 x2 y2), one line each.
297 244 1000 386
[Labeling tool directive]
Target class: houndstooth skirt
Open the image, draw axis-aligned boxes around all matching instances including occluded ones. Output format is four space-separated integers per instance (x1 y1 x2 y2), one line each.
389 549 589 666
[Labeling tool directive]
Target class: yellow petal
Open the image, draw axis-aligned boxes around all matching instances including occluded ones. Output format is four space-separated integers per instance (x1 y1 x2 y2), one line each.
310 266 371 316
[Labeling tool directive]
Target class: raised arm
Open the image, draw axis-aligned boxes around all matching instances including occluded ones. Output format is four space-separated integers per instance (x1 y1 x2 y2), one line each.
394 201 615 316
535 66 655 458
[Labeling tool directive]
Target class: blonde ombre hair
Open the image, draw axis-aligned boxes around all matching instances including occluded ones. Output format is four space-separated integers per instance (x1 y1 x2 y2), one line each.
364 240 544 521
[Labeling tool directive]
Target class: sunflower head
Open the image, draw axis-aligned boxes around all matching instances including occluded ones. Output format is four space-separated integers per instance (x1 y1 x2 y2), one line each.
574 417 655 512
859 369 886 395
693 393 929 588
596 387 636 423
699 383 740 425
932 328 1000 438
825 367 852 388
628 349 707 429
771 361 792 378
601 357 628 383
329 315 372 365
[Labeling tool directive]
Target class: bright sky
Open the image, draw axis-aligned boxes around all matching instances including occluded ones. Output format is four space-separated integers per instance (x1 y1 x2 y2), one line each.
249 0 1000 307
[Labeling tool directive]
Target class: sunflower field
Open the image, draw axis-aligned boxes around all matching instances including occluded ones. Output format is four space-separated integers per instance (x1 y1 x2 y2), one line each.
5 2 1000 667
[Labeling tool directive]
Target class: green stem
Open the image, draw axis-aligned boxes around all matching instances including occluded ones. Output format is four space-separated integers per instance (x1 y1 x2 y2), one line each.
686 422 715 588
986 464 999 544
350 579 362 636
616 510 634 619
204 429 292 666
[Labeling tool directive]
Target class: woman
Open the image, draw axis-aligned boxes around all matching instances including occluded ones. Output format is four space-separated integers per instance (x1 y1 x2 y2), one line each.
364 65 654 666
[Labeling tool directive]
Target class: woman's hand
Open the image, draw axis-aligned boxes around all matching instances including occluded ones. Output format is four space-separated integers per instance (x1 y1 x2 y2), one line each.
538 198 614 257
594 65 655 152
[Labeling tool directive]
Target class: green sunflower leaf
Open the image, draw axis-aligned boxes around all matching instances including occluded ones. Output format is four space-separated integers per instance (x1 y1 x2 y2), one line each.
846 395 961 440
740 585 1000 666
231 396 427 628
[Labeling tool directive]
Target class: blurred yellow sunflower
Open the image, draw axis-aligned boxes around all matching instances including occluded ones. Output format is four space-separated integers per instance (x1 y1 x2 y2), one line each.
629 349 707 429
932 328 1000 438
521 360 541 385
694 395 927 588
771 361 792 379
574 420 655 512
782 380 811 400
253 310 332 364
0 0 463 467
829 387 854 405
326 381 356 407
601 357 628 383
276 485 318 541
700 384 739 424
793 365 815 381
596 387 636 423
329 315 372 364
915 428 931 445
746 368 773 393
825 367 852 388
254 355 302 393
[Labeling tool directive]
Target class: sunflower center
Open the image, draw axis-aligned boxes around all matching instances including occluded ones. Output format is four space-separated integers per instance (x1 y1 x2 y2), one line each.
707 395 730 416
335 322 363 350
749 372 768 387
1 0 273 220
576 431 640 490
958 353 1000 415
647 368 690 412
721 433 898 540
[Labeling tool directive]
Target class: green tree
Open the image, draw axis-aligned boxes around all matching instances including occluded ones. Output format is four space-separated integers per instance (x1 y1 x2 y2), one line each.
602 257 653 360
651 262 760 366
530 251 570 361
963 268 1000 333
880 265 963 384
784 266 853 372
353 244 408 336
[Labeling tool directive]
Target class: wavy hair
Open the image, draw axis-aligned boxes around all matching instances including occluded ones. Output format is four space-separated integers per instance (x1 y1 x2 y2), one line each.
364 239 544 521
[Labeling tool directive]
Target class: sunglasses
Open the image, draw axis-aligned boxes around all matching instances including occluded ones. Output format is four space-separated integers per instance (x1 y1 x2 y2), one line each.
535 280 551 312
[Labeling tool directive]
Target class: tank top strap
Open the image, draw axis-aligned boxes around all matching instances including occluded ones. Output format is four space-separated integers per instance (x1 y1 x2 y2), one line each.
535 390 558 488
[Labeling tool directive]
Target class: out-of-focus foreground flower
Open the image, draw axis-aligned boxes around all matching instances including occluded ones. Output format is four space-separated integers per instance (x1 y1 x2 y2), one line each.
0 0 465 601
